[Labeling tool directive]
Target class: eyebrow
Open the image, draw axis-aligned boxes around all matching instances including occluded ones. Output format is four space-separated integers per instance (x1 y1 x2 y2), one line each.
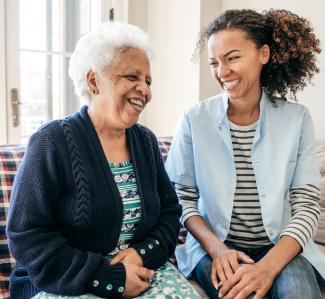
208 49 240 60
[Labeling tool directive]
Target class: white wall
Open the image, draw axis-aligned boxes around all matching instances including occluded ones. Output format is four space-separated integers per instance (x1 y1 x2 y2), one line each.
220 0 325 140
145 0 201 137
199 1 223 100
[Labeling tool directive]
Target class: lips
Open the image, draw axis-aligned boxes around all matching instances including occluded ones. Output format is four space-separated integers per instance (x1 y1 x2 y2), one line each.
223 79 240 90
127 98 146 112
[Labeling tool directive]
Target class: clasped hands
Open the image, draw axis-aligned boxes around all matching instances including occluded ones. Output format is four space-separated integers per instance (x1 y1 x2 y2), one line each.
110 248 154 298
211 248 274 299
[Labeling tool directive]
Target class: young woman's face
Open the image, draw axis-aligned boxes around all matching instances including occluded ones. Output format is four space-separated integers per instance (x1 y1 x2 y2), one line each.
208 29 269 102
89 48 152 129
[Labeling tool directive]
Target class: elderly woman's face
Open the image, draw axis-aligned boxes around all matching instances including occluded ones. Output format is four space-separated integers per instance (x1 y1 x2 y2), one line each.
90 48 151 129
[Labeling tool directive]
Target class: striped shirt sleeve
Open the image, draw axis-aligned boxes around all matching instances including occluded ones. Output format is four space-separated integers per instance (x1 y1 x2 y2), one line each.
174 183 200 226
280 184 320 248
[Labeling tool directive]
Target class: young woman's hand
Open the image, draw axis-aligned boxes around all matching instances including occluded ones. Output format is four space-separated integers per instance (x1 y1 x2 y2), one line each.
210 248 254 289
110 248 143 267
122 263 154 298
218 262 275 299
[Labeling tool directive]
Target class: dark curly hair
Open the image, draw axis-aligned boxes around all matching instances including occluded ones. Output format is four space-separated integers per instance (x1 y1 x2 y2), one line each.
197 9 321 100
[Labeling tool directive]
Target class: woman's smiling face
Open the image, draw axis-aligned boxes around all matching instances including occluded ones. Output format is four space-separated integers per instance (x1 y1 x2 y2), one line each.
208 29 269 102
89 47 152 129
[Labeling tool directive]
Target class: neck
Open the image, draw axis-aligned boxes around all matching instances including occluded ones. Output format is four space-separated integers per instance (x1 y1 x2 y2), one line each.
228 97 260 116
87 105 126 140
227 89 262 125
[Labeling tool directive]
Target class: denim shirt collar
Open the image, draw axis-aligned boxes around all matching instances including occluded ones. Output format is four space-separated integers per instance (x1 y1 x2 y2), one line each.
216 91 267 122
215 91 268 146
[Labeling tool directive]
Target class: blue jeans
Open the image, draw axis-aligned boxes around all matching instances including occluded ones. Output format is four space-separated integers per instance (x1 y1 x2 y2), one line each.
193 242 323 299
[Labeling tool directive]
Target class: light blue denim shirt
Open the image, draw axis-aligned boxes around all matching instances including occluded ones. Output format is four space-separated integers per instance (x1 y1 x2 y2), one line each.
165 91 325 278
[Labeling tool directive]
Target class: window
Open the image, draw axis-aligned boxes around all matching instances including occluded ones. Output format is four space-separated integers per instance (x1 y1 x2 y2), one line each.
5 0 108 144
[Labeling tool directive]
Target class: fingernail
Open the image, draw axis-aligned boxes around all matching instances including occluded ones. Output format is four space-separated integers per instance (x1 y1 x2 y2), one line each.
219 293 223 298
218 281 223 287
151 270 155 276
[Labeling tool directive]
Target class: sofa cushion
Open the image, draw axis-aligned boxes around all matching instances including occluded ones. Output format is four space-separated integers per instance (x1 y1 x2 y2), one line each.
315 142 325 252
0 145 26 299
157 137 172 163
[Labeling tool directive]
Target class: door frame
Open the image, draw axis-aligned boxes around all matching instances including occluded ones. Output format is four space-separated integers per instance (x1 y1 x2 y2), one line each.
0 0 7 145
4 0 20 145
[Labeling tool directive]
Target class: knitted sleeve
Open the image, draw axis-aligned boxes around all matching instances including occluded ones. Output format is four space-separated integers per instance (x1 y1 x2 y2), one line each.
6 128 126 299
131 127 182 269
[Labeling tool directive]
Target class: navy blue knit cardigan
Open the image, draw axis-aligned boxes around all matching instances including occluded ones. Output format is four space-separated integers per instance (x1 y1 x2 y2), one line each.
7 106 181 299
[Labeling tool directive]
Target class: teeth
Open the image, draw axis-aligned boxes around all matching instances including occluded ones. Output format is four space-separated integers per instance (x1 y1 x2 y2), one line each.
129 98 144 107
224 79 240 90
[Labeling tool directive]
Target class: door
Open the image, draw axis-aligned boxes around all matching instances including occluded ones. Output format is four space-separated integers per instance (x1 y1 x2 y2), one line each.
5 0 112 144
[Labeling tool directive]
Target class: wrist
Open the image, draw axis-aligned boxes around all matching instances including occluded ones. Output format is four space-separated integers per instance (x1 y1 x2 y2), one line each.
257 258 279 279
206 241 228 257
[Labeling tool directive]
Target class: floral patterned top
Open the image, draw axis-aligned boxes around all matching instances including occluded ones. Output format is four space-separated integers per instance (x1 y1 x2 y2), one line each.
107 160 142 257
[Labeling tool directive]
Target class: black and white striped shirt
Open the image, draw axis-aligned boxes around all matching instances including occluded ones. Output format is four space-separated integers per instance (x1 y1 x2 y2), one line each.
175 121 320 248
227 121 271 247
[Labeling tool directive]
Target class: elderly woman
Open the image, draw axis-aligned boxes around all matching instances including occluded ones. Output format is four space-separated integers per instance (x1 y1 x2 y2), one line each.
166 9 325 299
7 22 200 299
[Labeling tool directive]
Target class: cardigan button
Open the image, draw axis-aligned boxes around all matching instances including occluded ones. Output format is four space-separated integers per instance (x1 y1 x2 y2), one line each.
140 249 146 255
148 244 153 249
93 280 99 287
118 286 125 293
106 283 113 291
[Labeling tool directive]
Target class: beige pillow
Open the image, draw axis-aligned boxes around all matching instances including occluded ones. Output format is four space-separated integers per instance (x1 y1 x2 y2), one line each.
316 142 325 175
314 143 325 247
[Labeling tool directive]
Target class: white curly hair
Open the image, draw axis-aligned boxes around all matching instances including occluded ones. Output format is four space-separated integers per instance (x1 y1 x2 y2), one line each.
68 21 154 100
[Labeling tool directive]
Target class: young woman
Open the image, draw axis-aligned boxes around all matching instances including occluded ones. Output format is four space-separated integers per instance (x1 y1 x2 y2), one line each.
166 9 324 299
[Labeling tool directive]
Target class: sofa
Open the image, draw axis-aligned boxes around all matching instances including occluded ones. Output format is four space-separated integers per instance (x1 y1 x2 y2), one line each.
0 139 324 299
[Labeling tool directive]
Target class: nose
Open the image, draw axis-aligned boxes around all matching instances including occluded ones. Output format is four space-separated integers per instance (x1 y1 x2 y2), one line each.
217 63 231 79
136 81 151 98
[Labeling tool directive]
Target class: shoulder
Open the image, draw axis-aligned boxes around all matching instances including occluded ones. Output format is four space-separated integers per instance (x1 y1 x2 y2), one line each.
182 93 227 129
175 93 226 133
20 120 64 172
265 96 308 121
28 119 62 148
37 119 62 136
29 112 82 154
186 92 225 117
262 96 313 139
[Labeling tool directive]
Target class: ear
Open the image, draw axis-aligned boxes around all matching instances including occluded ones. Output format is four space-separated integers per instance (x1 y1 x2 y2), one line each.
260 44 270 65
86 70 99 94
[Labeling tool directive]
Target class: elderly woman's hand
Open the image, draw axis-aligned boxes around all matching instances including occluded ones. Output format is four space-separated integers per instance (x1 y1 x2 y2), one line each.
122 263 154 298
210 247 254 289
110 248 143 267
